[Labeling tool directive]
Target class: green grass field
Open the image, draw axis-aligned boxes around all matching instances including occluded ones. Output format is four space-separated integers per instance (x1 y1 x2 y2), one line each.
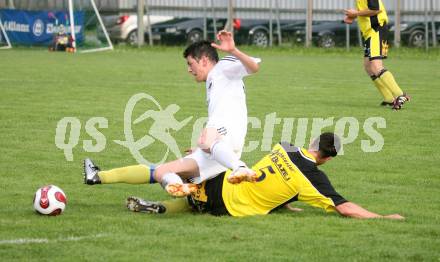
1 46 439 261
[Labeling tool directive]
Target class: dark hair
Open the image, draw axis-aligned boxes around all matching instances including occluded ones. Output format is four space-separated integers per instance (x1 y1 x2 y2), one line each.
317 132 341 158
183 41 219 63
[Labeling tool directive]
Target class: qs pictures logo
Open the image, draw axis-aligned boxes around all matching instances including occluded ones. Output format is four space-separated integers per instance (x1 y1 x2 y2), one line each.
55 93 192 165
55 93 388 165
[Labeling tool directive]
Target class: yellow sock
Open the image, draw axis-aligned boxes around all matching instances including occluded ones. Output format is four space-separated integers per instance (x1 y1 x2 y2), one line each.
98 165 154 184
379 71 403 98
161 198 192 214
373 77 394 103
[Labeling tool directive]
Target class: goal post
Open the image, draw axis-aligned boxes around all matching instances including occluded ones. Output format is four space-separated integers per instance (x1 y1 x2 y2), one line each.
0 0 113 53
68 0 76 51
0 17 12 49
70 0 113 53
78 0 113 53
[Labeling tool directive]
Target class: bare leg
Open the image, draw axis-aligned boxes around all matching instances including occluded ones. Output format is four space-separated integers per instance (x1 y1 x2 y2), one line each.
369 59 384 75
365 58 394 103
154 158 199 182
154 158 199 197
363 57 374 76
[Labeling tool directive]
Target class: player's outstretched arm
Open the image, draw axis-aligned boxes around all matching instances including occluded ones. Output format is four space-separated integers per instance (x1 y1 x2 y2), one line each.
335 202 404 220
285 204 303 213
344 8 380 18
211 30 260 74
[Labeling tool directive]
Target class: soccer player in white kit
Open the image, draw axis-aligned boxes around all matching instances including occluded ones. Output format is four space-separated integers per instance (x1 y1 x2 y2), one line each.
83 30 260 197
157 30 261 195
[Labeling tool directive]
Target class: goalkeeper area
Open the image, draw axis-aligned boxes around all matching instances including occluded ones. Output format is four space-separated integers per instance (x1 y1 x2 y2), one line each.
0 0 112 52
0 47 439 260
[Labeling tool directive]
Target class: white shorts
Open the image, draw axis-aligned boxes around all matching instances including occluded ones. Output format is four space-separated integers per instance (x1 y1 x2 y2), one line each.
185 148 228 184
185 130 243 184
205 121 246 152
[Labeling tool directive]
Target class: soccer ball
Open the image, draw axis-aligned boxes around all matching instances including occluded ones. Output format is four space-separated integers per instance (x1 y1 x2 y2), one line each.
33 185 67 216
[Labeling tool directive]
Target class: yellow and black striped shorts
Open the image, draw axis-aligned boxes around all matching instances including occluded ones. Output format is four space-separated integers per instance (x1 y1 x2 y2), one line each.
363 25 389 60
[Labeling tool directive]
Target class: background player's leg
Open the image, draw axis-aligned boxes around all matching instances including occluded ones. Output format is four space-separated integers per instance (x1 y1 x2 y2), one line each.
369 31 406 100
367 58 394 104
376 69 404 98
363 36 394 104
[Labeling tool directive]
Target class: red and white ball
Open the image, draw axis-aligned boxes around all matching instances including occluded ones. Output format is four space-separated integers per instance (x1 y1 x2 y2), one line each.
33 185 67 216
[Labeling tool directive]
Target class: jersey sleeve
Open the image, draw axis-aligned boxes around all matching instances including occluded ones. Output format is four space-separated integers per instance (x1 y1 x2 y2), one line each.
298 169 347 212
220 56 261 80
367 0 380 10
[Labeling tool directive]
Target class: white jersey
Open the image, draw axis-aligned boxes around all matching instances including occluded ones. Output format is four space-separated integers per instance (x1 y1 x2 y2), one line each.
205 55 261 151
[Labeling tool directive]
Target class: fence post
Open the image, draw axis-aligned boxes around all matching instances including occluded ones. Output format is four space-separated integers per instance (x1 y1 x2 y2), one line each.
145 0 153 46
394 0 401 48
7 0 15 9
346 0 353 51
269 0 273 47
211 0 217 37
227 0 234 33
137 0 145 47
424 0 429 50
203 0 208 40
275 0 282 45
430 0 437 47
305 0 313 48
356 0 362 48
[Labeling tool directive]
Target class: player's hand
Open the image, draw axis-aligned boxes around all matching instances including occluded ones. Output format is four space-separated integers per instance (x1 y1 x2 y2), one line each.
344 9 358 18
383 214 405 220
211 30 236 53
343 15 354 24
285 204 303 213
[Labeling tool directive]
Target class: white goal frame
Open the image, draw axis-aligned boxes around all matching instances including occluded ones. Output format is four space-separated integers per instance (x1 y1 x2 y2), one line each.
0 17 12 49
68 0 113 53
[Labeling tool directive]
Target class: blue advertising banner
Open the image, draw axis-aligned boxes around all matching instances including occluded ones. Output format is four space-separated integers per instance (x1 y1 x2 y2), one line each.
0 9 84 45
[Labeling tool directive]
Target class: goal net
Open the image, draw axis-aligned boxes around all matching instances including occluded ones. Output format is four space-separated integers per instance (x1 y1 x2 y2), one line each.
0 0 113 53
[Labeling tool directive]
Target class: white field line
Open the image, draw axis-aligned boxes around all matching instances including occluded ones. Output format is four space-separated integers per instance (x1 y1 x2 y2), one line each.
0 233 108 245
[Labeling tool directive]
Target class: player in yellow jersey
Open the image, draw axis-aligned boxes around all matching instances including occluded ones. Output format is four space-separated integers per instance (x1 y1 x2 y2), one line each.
126 133 404 220
344 0 410 110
